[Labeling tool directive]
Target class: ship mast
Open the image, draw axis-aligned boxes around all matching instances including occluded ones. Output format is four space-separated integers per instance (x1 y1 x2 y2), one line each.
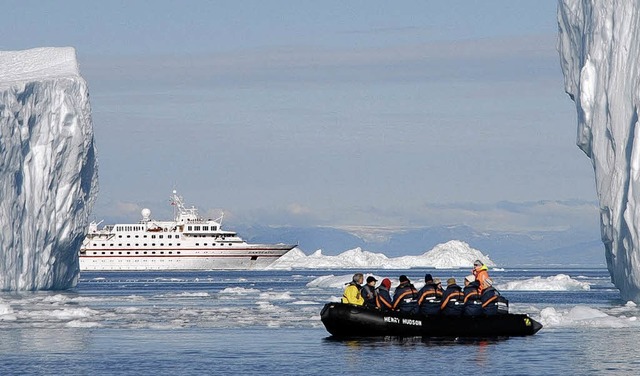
170 190 199 222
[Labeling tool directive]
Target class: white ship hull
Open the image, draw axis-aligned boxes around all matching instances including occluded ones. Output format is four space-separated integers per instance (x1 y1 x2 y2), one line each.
80 246 293 271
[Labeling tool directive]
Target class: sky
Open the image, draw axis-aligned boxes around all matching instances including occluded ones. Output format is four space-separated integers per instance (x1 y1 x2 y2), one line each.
0 1 599 233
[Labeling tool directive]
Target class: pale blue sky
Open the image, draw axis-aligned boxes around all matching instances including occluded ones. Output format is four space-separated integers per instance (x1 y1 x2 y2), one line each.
1 1 597 231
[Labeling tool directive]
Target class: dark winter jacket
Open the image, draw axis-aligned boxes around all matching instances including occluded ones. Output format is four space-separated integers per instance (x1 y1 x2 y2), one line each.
480 286 500 315
376 286 393 312
462 281 483 316
440 284 464 316
361 284 377 309
392 282 418 313
417 283 442 315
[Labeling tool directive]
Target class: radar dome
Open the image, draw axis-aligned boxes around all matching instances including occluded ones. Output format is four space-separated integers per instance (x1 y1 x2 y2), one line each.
141 208 151 220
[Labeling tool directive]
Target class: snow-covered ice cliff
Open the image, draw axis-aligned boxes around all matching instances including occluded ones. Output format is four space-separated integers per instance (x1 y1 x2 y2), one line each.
0 47 98 290
558 1 640 301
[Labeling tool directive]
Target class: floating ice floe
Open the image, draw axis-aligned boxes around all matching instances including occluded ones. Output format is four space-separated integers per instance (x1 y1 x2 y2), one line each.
498 274 590 291
268 240 495 270
307 274 423 290
258 292 294 301
218 287 260 295
306 274 355 289
540 305 640 328
171 292 211 298
0 300 17 321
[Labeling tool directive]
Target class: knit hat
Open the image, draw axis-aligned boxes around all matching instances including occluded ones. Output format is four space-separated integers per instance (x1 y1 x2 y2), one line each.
446 277 456 286
399 275 410 283
381 278 391 289
424 273 433 282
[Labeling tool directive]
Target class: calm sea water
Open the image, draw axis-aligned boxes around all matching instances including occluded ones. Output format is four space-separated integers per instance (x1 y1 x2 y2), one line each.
1 268 638 375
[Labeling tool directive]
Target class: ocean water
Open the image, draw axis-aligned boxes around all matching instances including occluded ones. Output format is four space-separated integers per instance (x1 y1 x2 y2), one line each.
1 268 638 375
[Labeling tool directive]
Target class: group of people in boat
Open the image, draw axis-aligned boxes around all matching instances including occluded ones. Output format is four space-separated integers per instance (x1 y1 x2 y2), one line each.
341 259 507 316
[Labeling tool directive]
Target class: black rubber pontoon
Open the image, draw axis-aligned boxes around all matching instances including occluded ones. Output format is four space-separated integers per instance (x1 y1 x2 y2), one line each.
320 303 542 338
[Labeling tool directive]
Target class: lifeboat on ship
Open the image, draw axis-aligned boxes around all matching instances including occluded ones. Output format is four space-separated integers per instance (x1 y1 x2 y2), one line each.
320 303 542 338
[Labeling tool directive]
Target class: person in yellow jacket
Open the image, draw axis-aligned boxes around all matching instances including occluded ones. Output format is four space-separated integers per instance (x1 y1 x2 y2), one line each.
342 273 364 305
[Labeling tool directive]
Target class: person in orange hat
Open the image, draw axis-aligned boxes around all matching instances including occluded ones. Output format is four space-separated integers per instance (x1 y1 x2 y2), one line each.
376 278 393 312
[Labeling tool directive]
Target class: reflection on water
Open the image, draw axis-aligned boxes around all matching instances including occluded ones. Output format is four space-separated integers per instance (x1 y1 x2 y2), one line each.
0 328 92 353
323 335 511 371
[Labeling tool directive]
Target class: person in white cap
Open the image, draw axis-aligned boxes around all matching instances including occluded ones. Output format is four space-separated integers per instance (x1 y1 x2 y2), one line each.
480 278 503 315
462 274 482 316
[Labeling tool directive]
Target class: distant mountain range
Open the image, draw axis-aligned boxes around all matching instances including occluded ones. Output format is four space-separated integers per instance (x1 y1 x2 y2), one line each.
234 224 605 267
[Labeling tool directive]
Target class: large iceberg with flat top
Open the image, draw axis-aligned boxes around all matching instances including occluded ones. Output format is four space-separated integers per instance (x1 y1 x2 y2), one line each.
558 1 640 301
0 47 98 290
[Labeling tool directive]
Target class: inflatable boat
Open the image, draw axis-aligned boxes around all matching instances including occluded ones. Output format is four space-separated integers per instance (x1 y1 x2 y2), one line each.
320 303 542 338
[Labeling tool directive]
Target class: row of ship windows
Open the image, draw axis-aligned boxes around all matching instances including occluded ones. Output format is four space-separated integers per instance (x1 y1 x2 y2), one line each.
115 226 219 232
187 225 217 231
92 243 235 247
116 234 233 239
93 251 181 255
116 226 144 231
118 234 180 239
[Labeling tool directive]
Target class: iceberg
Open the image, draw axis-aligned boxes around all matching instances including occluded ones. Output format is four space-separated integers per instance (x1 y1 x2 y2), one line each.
498 274 590 291
558 1 640 301
0 47 98 290
267 240 495 270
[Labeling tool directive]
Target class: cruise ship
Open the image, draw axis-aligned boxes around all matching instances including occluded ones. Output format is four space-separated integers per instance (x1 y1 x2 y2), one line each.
79 191 296 270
